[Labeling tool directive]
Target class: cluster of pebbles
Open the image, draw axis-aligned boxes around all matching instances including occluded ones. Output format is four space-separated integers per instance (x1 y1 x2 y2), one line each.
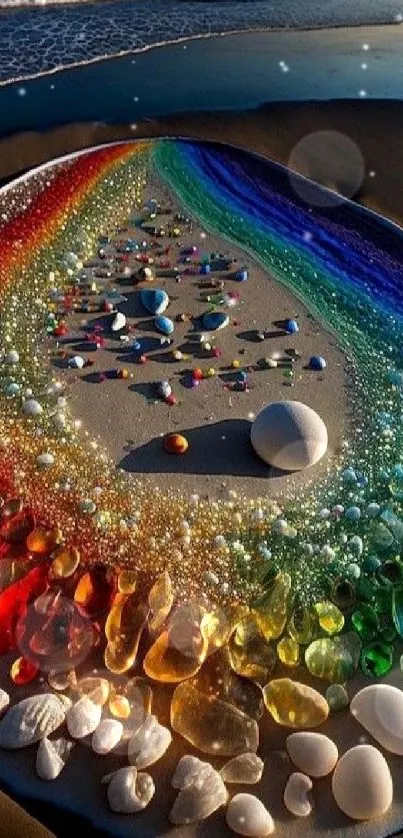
0 678 401 834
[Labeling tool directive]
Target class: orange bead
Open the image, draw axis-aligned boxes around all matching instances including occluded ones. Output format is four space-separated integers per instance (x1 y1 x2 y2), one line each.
26 527 58 556
118 368 129 379
192 368 204 381
164 433 188 455
10 656 39 685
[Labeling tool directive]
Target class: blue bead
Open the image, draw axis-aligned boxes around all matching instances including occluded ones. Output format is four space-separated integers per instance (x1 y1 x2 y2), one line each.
309 355 326 371
285 319 299 334
235 269 248 282
200 263 211 275
202 312 229 331
155 315 174 335
140 288 169 315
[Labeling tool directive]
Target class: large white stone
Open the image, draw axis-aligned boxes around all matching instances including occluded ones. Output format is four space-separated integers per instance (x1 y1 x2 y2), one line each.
250 400 328 471
332 745 392 820
350 684 403 755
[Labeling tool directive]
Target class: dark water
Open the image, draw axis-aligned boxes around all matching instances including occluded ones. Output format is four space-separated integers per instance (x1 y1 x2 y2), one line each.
0 26 402 137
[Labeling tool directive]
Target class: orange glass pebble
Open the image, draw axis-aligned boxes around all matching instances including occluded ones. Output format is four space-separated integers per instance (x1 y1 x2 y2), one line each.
117 569 137 594
74 566 115 616
192 368 204 381
50 546 80 579
109 694 131 719
164 433 188 455
10 656 39 685
104 595 149 674
144 627 207 683
148 571 174 633
26 528 58 556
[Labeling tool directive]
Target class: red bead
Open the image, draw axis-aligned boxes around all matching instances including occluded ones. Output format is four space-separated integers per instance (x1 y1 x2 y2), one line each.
165 394 177 406
10 656 39 685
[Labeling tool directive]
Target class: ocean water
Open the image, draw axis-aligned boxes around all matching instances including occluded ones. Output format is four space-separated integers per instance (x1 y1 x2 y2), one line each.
0 0 402 84
0 27 402 136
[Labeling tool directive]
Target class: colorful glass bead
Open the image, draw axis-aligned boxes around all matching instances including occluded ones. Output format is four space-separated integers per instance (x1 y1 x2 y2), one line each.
148 571 174 633
305 633 361 683
325 684 349 713
253 573 291 641
263 678 329 728
277 637 299 667
360 641 393 678
26 528 58 556
351 603 379 641
314 601 344 635
170 680 259 756
229 615 276 685
50 546 80 579
105 595 149 674
10 656 39 685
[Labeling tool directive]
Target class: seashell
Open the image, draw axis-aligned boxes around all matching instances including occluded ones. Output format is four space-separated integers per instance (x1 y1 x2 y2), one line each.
284 772 313 817
102 766 155 814
286 732 338 777
36 737 74 781
226 793 274 836
350 684 403 755
220 753 264 785
170 755 228 824
0 694 69 749
0 689 9 715
66 695 102 739
332 744 393 820
68 356 85 370
128 714 171 768
22 398 43 417
111 312 126 332
92 719 123 755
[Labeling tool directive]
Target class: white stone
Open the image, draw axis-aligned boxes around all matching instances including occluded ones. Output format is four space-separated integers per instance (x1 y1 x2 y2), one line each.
251 400 328 471
332 744 392 820
22 398 43 417
220 754 264 784
284 773 313 817
128 714 171 769
286 732 338 777
170 755 228 825
350 684 403 754
0 689 9 715
68 355 85 369
92 719 123 755
226 793 274 836
66 695 102 739
102 766 155 814
36 737 73 781
111 312 126 332
0 694 70 748
36 452 55 470
4 350 19 365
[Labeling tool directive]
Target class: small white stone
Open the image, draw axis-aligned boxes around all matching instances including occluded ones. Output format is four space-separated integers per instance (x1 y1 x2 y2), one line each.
102 767 155 814
128 714 171 769
220 754 264 784
92 719 123 755
36 737 73 781
284 772 313 817
4 350 19 365
22 398 43 417
66 696 102 739
37 452 55 470
0 689 9 715
286 732 338 777
68 355 85 369
226 793 274 836
332 745 392 820
111 312 126 332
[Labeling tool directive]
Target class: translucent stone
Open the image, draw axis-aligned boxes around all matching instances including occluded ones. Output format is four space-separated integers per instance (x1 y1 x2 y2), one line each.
263 678 329 728
389 464 403 499
144 628 207 683
305 633 362 683
48 670 77 692
287 607 316 645
74 566 115 617
325 684 349 713
10 656 38 685
76 676 110 706
171 680 259 756
125 677 153 728
109 694 131 719
0 563 48 655
277 637 299 667
1 505 35 544
220 753 264 785
105 596 149 674
167 603 206 658
314 601 344 635
117 570 137 594
377 560 403 586
360 641 393 678
195 650 264 722
253 573 291 641
201 605 248 651
351 604 379 640
50 546 80 579
392 586 403 637
229 615 276 685
26 528 58 556
148 571 174 633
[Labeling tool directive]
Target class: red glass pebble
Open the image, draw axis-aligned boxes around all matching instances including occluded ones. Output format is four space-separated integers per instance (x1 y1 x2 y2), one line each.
0 562 48 654
10 656 39 685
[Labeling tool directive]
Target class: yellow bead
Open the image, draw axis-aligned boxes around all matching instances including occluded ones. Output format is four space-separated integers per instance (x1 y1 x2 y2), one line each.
277 637 300 667
231 360 240 369
314 601 345 635
263 678 329 728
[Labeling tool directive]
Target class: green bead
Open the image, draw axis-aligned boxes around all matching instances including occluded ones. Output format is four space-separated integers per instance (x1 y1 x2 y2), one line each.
351 604 379 641
363 556 381 573
360 641 393 678
305 633 361 683
325 683 349 713
392 585 403 637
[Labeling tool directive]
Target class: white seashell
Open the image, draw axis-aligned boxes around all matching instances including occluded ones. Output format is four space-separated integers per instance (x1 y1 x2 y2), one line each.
66 696 102 739
220 753 264 785
170 755 228 825
111 312 126 332
286 732 338 777
284 772 313 817
350 684 403 755
92 719 123 755
0 694 69 749
128 714 171 769
68 355 85 369
22 398 43 417
332 744 392 820
36 737 74 781
0 689 9 715
4 350 19 365
226 793 274 836
102 767 155 814
36 452 55 470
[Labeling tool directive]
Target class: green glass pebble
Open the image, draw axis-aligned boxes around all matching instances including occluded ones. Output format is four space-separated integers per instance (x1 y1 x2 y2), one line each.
325 683 349 713
305 633 362 683
360 641 393 678
392 585 403 638
377 559 403 586
373 587 392 615
357 577 377 604
314 601 344 635
379 616 397 643
363 556 382 573
389 464 403 500
351 604 379 641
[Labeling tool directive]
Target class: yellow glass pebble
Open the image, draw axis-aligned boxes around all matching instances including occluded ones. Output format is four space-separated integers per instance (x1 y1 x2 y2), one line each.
117 569 137 594
76 676 110 706
148 570 174 633
104 595 149 674
201 605 248 651
229 614 276 685
305 633 362 683
195 649 264 722
314 601 345 635
253 573 291 641
109 694 131 719
263 678 329 728
50 546 80 579
288 606 316 645
144 628 207 683
277 637 300 667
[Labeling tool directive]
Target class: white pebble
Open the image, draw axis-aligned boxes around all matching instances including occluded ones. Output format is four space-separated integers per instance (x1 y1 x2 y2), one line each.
226 793 274 836
284 772 313 817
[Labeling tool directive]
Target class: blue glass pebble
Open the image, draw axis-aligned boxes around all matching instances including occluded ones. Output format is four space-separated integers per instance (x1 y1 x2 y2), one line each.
140 288 169 315
235 268 248 282
202 312 229 331
200 263 211 275
155 315 174 335
309 355 326 371
285 319 299 334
